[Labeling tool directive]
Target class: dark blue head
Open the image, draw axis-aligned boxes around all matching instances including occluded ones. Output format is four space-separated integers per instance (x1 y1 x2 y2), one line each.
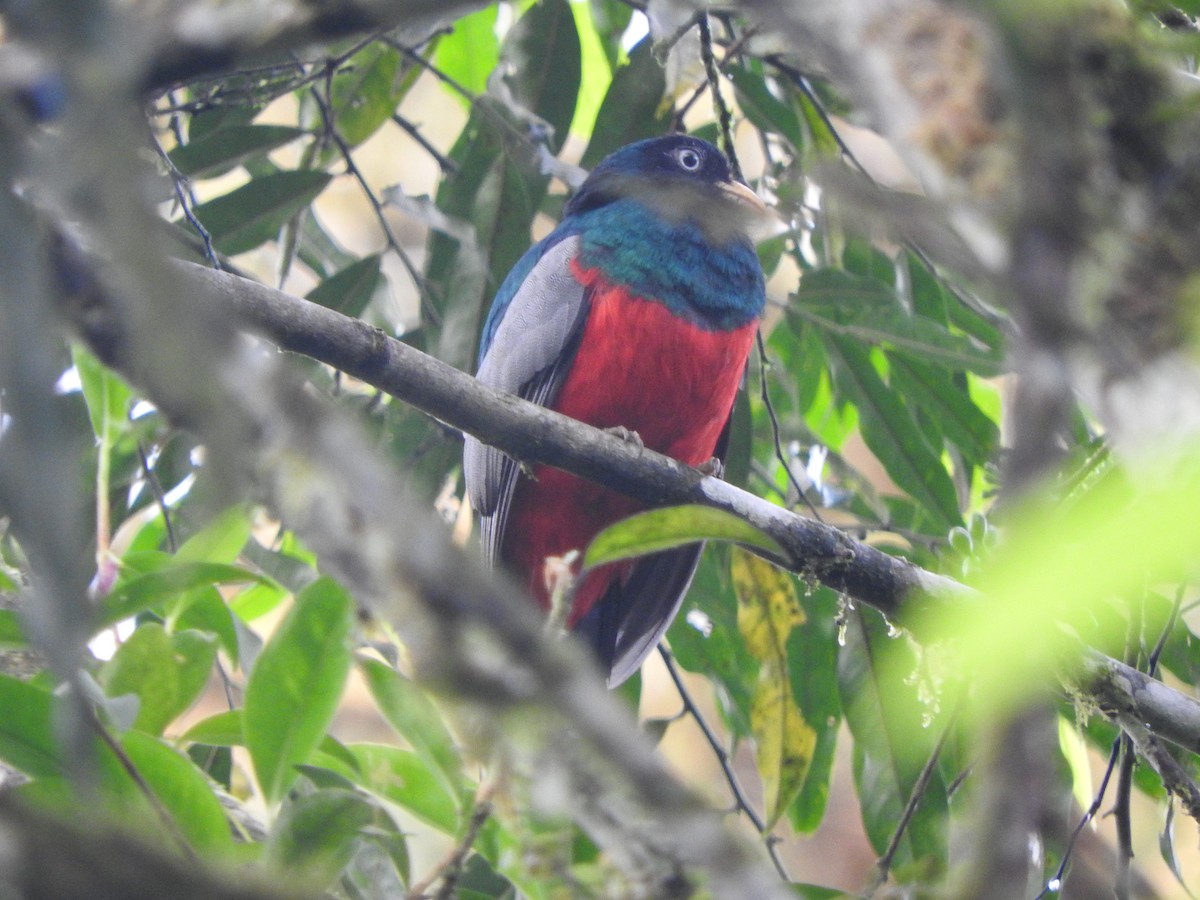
563 135 765 229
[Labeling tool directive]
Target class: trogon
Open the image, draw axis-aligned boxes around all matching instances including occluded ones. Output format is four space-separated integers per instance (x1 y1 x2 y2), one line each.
463 134 767 686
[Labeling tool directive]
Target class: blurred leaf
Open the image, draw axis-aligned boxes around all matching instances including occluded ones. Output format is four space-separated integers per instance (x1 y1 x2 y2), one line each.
176 504 251 565
330 44 407 147
1056 716 1093 815
72 343 132 440
588 0 633 68
793 269 1003 375
100 624 217 735
839 609 947 869
181 709 244 746
192 170 332 256
568 0 613 139
119 731 233 853
886 354 999 466
169 586 240 660
789 885 849 899
359 657 464 796
0 674 60 777
305 254 383 318
728 64 804 152
169 125 309 178
0 610 25 648
932 460 1200 722
581 37 668 168
245 577 354 803
265 788 376 885
349 743 460 834
584 505 783 569
666 549 756 737
786 587 843 833
733 550 815 827
825 335 962 530
435 5 500 101
1159 802 1193 897
99 562 267 629
500 0 581 154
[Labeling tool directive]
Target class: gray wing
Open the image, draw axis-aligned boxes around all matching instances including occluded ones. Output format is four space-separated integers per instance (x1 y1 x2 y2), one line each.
463 235 589 565
576 543 706 687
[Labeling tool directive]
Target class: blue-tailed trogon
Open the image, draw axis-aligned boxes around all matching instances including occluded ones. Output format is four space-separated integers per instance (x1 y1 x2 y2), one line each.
463 135 766 686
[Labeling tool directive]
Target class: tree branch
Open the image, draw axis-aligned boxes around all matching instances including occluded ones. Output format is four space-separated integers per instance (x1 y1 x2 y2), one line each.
84 257 1200 766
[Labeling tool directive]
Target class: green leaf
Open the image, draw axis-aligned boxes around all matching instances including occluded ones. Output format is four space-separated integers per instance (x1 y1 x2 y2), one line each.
177 504 252 565
786 587 843 833
567 0 613 139
192 170 332 256
99 562 267 629
435 5 500 101
0 610 26 648
839 608 947 869
728 65 804 151
501 0 581 154
169 125 309 178
886 354 999 466
100 624 217 735
72 343 132 440
359 657 464 795
169 586 240 660
732 550 815 827
0 674 60 777
181 709 244 746
118 731 233 853
793 269 1003 375
304 254 382 318
584 505 783 569
330 44 405 147
265 788 376 885
349 743 460 834
580 37 668 168
824 336 962 530
665 549 756 737
245 577 354 802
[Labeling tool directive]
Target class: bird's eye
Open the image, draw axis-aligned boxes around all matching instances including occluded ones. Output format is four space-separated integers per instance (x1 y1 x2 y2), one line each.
674 147 702 171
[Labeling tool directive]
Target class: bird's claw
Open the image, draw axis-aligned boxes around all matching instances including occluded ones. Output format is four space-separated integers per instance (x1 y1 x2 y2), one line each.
605 425 645 453
697 457 724 479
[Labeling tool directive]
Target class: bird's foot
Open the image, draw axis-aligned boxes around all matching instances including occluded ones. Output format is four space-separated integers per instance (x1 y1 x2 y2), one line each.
697 457 724 479
605 425 644 453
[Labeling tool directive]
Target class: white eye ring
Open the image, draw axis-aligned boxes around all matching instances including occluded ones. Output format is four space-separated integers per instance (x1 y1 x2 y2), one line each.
674 147 702 171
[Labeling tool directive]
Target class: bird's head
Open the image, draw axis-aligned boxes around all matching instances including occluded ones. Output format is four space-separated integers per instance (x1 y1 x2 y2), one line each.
563 135 771 244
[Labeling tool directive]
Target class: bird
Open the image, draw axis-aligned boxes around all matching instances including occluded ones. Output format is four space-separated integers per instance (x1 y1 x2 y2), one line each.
463 134 767 686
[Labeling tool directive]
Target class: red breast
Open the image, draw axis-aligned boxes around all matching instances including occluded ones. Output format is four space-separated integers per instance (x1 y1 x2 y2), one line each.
502 262 758 622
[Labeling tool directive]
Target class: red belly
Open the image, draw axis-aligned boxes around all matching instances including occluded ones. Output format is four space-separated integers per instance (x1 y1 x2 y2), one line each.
502 263 758 623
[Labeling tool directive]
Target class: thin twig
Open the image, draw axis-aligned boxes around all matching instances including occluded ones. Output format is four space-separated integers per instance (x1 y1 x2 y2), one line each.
149 129 218 267
698 14 741 183
657 646 792 882
756 331 824 521
135 441 178 553
305 83 439 326
407 784 495 900
1035 737 1122 899
866 710 953 895
90 713 198 862
1113 735 1135 900
392 114 458 174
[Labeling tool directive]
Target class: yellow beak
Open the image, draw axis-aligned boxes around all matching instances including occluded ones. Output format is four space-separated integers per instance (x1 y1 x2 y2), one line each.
719 179 768 212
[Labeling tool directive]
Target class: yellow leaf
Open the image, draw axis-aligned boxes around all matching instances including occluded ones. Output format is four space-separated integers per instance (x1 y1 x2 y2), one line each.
732 549 816 827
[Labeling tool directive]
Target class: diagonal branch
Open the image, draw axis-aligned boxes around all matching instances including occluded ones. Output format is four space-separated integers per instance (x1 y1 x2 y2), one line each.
100 258 1200 765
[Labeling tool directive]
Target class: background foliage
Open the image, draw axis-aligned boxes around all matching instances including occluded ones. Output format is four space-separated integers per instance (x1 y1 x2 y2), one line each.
4 0 1200 897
